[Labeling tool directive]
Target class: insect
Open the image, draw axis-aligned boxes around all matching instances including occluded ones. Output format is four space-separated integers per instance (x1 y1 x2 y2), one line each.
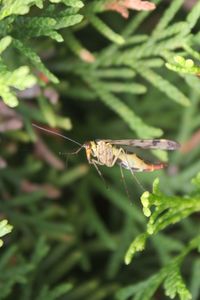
32 124 180 174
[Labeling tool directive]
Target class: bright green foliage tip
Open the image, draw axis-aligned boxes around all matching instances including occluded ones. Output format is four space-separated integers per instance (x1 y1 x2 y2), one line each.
120 236 200 300
0 36 36 108
124 233 147 265
0 0 83 107
122 173 200 300
50 0 84 8
0 64 36 107
0 220 13 248
125 175 200 265
0 36 12 54
0 0 84 21
0 0 44 21
166 55 200 76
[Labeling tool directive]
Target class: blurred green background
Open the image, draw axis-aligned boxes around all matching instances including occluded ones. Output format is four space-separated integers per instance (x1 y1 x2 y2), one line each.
0 1 200 299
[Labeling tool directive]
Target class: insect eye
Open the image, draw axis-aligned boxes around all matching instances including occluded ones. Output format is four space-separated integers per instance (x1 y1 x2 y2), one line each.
84 141 91 149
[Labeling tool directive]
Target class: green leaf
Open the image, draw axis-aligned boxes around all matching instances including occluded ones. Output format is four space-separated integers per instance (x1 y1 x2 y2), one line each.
0 62 36 107
0 220 13 248
135 66 191 107
0 35 12 54
89 15 125 45
125 174 200 264
124 233 148 265
50 0 84 8
0 0 43 21
85 76 163 138
164 262 192 300
13 39 59 84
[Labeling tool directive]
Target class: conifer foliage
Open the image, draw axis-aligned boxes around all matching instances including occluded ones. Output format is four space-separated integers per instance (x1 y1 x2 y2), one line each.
0 1 200 299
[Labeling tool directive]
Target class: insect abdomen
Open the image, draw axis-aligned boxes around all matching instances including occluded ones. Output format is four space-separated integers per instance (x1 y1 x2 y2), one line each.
118 152 166 172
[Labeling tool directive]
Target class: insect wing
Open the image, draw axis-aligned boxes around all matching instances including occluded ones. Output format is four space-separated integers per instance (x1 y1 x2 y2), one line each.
96 139 180 150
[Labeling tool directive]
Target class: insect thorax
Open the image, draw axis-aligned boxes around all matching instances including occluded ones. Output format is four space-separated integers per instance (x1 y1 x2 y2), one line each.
85 141 116 167
95 141 114 166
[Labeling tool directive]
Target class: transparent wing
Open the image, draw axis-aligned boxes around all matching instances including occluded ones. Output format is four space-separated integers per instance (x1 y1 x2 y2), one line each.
96 139 180 150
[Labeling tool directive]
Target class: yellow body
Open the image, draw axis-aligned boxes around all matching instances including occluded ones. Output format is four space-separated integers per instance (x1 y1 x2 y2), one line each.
85 141 160 172
113 148 150 171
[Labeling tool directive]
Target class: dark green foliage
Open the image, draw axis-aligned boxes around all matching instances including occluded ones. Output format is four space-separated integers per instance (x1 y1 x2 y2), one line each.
0 0 200 299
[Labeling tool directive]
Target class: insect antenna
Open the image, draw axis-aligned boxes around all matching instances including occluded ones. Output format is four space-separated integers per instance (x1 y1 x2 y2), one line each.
33 124 84 169
32 123 82 147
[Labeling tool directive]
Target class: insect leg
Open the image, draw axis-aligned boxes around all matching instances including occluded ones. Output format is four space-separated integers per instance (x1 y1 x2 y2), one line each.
119 164 132 204
119 148 145 192
91 159 108 189
59 146 83 168
110 147 124 167
88 158 104 165
60 145 83 156
129 168 145 192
